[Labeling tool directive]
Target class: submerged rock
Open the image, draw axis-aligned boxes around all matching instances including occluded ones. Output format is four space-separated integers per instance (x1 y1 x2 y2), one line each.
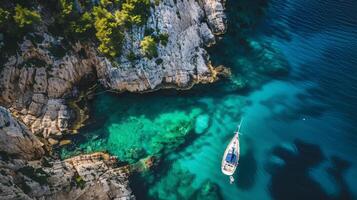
48 138 59 145
195 114 210 134
193 181 223 200
59 139 72 146
144 162 223 200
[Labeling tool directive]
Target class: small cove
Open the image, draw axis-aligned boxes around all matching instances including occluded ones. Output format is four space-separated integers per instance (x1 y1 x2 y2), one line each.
60 0 357 199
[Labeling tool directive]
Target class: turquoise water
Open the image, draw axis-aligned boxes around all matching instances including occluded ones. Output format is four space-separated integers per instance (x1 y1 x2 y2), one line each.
61 0 357 199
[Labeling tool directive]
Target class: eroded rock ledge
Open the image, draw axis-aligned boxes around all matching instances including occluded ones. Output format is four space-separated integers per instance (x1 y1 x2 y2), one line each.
0 106 134 200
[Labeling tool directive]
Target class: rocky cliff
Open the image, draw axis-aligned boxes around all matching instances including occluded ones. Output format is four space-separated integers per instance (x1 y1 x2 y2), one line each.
0 106 44 160
0 37 97 139
99 0 227 91
0 106 134 200
0 0 227 199
0 0 227 140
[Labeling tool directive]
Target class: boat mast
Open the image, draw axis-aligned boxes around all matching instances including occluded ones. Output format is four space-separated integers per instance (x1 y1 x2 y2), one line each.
236 118 243 134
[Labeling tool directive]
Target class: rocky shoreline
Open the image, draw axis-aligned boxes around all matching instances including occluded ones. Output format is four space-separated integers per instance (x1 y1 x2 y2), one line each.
0 0 227 199
1 106 134 199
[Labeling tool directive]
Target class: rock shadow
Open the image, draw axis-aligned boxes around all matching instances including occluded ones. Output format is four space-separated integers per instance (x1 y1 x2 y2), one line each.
259 91 328 122
129 158 224 200
266 139 354 200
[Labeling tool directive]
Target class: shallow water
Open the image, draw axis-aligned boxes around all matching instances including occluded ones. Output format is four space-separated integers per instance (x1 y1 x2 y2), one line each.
61 0 357 199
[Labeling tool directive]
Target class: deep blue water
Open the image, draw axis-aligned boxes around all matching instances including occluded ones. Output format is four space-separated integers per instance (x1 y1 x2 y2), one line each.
237 0 357 199
61 0 357 199
174 0 357 199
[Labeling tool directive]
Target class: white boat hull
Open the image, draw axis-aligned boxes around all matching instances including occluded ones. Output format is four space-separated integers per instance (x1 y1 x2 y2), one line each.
221 133 240 176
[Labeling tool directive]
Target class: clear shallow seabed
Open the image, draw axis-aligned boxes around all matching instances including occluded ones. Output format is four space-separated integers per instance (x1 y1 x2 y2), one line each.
60 0 357 199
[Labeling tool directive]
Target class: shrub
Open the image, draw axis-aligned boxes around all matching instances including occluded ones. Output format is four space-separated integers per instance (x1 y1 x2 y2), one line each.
0 8 10 28
60 0 74 17
127 51 137 62
1 0 153 60
13 5 41 28
158 32 169 46
100 0 120 7
155 58 163 65
140 36 157 58
144 27 154 36
93 6 124 58
121 0 150 26
70 12 94 35
114 10 129 26
75 176 85 188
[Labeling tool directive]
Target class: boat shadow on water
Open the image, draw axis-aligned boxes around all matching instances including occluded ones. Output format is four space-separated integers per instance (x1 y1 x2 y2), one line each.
235 137 257 190
265 139 354 200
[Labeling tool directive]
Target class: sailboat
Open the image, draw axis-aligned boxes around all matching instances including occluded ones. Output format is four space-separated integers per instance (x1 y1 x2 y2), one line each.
221 120 242 183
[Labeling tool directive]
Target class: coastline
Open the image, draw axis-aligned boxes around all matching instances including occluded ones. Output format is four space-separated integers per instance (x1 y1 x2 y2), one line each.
0 0 228 199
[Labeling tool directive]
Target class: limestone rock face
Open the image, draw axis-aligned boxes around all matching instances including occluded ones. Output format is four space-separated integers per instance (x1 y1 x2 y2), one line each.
0 108 134 200
0 36 96 138
0 153 134 200
0 1 227 199
0 106 44 160
98 0 227 92
42 153 134 200
0 0 227 138
200 0 227 35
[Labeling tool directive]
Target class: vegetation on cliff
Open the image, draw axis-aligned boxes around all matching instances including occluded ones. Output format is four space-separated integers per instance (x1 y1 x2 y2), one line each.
13 5 41 28
140 36 158 58
0 0 151 61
